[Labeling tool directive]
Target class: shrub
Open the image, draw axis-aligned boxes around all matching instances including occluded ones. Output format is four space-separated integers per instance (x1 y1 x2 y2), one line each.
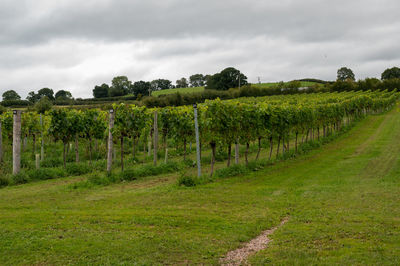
177 175 197 187
27 168 66 180
12 172 30 185
66 163 92 176
41 157 63 168
215 164 249 178
0 176 10 187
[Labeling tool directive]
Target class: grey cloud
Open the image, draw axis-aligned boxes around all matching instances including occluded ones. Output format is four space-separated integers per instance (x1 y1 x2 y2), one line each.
0 0 400 98
2 0 400 46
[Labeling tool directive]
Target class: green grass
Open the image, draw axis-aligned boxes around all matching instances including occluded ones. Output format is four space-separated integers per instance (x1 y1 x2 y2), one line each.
252 81 318 89
1 107 400 264
152 86 204 96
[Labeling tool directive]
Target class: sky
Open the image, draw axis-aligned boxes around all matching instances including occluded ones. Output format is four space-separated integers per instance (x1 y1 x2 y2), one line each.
1 0 400 99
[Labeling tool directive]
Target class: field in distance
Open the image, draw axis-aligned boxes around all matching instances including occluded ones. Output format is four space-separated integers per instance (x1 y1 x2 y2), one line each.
151 81 320 96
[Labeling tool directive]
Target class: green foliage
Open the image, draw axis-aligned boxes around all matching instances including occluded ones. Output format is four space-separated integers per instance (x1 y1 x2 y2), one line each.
177 175 197 187
40 157 63 168
337 67 355 81
132 81 151 96
189 74 206 87
38 88 55 100
66 163 92 176
93 83 110 98
175 77 188 88
110 76 132 96
0 105 6 114
381 66 400 80
151 79 173 91
12 172 29 185
26 168 67 180
206 67 247 90
34 96 53 114
2 90 21 101
55 90 73 100
0 175 10 187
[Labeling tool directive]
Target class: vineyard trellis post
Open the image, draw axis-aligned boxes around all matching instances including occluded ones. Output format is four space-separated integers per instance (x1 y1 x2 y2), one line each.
153 111 158 166
35 154 40 169
40 114 44 161
13 110 21 175
193 104 201 177
235 141 239 164
107 109 114 173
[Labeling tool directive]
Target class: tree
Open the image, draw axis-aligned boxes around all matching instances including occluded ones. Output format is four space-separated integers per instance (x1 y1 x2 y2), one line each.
93 83 110 98
189 74 205 87
26 91 41 103
381 67 400 80
2 90 21 101
109 76 132 97
151 79 172 91
55 90 72 100
38 88 55 100
132 81 151 96
175 78 188 88
206 67 247 90
34 97 53 114
337 67 355 81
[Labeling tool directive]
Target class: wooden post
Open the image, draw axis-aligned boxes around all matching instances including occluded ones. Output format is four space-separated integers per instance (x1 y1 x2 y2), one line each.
35 154 40 169
148 133 152 157
13 110 21 175
40 114 44 161
107 109 114 173
235 142 239 164
153 111 158 166
193 104 201 177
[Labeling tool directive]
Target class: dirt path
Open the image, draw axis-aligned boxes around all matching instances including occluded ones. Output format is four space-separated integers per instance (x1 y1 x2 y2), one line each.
220 217 289 266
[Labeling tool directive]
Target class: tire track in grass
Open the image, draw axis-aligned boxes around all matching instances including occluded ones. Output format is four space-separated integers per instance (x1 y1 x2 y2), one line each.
220 217 289 266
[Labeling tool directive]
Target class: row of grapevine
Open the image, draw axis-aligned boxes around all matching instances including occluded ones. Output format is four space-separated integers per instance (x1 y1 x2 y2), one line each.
0 90 398 179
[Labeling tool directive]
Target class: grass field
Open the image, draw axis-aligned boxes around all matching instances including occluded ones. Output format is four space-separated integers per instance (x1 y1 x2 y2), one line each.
152 86 204 96
152 81 319 96
1 106 400 264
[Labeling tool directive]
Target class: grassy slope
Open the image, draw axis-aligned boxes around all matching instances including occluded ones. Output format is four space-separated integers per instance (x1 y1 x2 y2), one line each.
151 81 318 96
152 86 204 96
1 107 400 264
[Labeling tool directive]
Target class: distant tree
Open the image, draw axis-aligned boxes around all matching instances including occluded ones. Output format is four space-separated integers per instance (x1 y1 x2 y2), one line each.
34 96 53 114
206 67 247 90
38 88 55 100
189 74 205 87
204 74 211 86
55 90 73 100
93 83 110 98
26 91 41 103
109 76 132 96
381 67 400 80
132 81 151 96
337 67 355 81
176 78 189 88
287 80 302 89
2 90 21 101
151 79 172 90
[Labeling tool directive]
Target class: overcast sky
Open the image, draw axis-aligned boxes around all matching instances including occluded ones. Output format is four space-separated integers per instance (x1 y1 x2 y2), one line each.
1 0 400 99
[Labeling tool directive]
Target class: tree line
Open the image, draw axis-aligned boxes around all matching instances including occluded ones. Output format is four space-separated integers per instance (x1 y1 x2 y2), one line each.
1 66 400 106
92 67 248 99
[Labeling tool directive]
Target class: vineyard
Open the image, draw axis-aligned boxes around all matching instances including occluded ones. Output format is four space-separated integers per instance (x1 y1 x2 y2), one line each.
0 90 398 187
